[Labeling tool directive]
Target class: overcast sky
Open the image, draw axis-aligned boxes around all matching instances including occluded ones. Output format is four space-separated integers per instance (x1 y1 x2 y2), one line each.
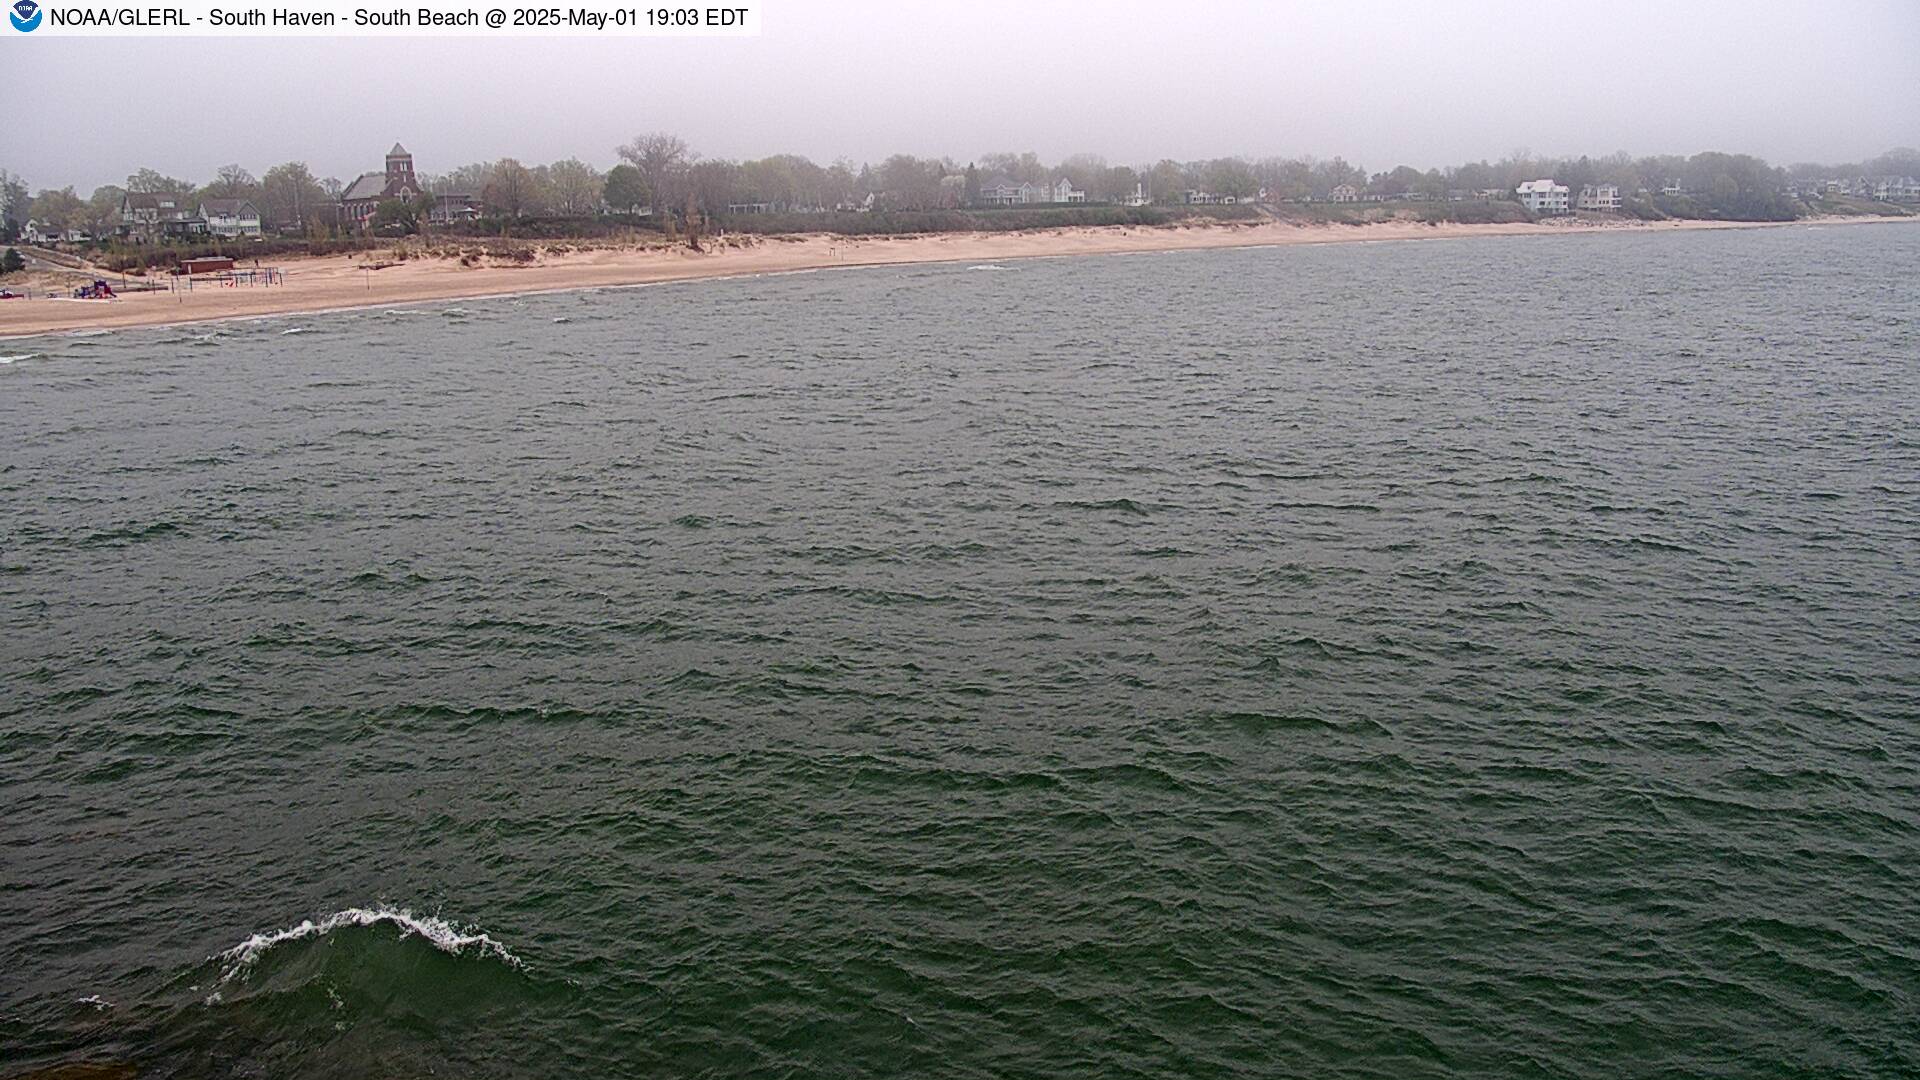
5 0 1917 191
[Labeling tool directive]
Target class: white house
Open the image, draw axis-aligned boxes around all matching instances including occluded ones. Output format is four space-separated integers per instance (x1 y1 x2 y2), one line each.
198 198 263 238
976 176 1031 205
1869 176 1920 202
1329 184 1359 203
1122 181 1149 207
978 175 1085 206
26 217 93 244
1516 179 1570 214
1577 184 1621 211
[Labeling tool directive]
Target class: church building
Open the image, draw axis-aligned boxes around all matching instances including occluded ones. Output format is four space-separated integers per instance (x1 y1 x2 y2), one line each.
340 143 427 229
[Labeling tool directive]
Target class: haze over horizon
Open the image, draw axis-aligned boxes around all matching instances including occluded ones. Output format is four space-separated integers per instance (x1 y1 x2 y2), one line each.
4 0 1918 192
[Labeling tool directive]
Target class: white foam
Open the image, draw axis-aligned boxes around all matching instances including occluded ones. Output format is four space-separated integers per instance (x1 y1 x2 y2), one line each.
968 264 1009 271
77 995 113 1009
216 906 522 982
0 353 37 364
280 327 309 336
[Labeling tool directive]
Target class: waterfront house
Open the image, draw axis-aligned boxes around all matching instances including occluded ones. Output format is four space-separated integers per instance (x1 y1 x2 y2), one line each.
1867 176 1920 202
1516 178 1570 214
21 219 89 245
198 198 263 238
978 175 1085 206
339 142 428 230
1576 184 1621 211
1329 184 1358 203
121 192 206 240
977 175 1035 205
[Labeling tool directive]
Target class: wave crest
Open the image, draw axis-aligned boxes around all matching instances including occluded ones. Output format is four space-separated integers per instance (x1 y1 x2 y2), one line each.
217 906 522 981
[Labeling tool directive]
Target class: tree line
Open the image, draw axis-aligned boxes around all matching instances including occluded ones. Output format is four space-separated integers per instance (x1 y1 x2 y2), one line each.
4 143 1917 243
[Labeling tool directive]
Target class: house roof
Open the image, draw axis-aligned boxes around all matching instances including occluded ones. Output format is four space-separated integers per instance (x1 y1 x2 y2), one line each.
341 172 392 202
200 197 258 215
123 191 199 219
389 142 410 157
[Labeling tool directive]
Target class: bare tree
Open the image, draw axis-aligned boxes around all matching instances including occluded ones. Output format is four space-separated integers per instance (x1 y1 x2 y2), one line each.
616 132 693 218
546 158 604 216
203 164 259 199
126 168 193 194
484 158 538 218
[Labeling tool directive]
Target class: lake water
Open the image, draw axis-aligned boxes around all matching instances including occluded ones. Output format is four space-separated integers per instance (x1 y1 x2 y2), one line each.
3 223 1918 1079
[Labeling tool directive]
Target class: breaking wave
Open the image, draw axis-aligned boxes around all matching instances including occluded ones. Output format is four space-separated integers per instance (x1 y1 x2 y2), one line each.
216 906 522 982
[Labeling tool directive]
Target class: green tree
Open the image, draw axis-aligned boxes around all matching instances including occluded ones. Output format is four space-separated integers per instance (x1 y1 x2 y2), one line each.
30 187 86 232
1 247 25 275
371 197 421 234
603 165 649 214
1147 160 1187 204
1207 158 1260 200
84 186 126 238
0 170 28 239
262 162 328 233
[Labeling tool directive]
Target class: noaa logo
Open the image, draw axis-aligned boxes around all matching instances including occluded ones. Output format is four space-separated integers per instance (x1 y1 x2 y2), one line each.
10 0 41 31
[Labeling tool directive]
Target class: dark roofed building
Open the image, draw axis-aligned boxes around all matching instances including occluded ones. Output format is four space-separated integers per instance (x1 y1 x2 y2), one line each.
340 142 427 230
121 191 206 240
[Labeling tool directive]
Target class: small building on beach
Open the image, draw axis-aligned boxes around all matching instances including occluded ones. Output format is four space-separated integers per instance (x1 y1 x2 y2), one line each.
178 256 236 275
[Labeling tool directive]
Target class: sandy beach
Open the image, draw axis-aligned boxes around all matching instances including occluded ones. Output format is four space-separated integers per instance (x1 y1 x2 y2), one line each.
2 214 1911 340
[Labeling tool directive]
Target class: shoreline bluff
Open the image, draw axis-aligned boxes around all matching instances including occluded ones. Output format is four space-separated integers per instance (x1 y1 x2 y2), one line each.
2 214 1912 341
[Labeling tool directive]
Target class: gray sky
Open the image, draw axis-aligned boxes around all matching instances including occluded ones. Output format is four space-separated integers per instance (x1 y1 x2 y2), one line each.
5 0 1917 192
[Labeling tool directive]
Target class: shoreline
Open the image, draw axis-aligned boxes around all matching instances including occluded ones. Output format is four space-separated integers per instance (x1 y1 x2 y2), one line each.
3 214 1914 341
